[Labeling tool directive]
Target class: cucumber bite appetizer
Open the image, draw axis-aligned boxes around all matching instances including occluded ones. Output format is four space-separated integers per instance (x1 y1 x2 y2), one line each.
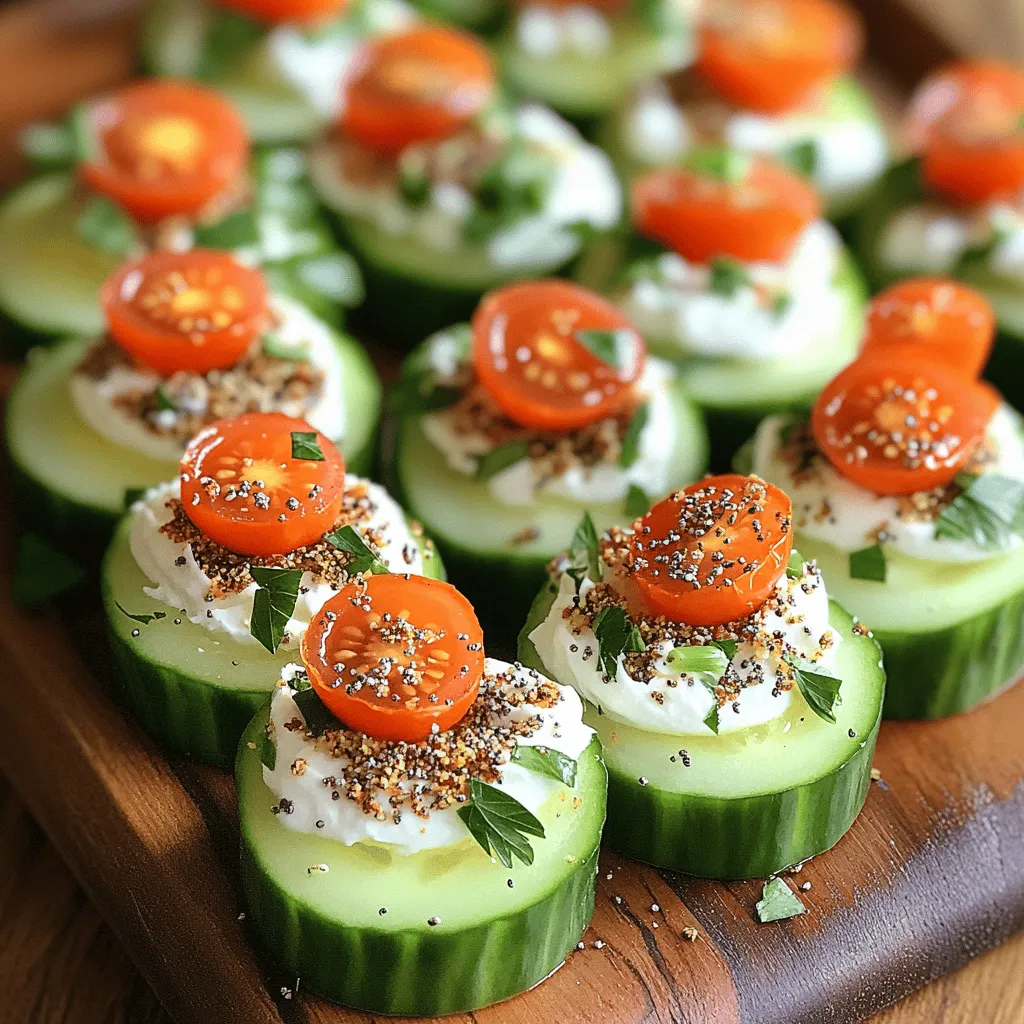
520 474 884 878
607 0 888 219
104 412 442 766
495 0 694 122
389 279 708 632
238 572 606 1013
601 151 865 463
308 25 623 339
6 248 379 551
5 78 359 347
748 286 1024 718
858 61 1024 406
142 0 415 143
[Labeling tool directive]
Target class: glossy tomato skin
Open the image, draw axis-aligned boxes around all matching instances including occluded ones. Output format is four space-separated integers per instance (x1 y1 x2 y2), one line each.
621 474 794 627
216 0 348 24
697 0 862 114
180 413 346 556
471 280 646 432
811 354 1000 496
631 159 821 265
79 80 249 224
341 27 495 157
102 250 269 375
302 574 485 742
861 278 994 379
907 61 1024 204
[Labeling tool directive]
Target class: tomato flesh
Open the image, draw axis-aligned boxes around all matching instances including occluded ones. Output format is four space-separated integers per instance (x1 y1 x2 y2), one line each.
862 278 994 379
811 354 999 496
302 575 485 742
215 0 348 24
697 0 862 114
102 250 269 375
471 280 646 432
341 27 495 157
621 474 794 627
631 159 821 265
79 80 249 223
180 413 346 556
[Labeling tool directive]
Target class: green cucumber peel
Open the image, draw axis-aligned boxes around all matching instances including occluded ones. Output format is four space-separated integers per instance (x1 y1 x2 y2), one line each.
457 776 546 868
756 876 807 923
250 566 303 653
12 534 85 607
511 744 578 787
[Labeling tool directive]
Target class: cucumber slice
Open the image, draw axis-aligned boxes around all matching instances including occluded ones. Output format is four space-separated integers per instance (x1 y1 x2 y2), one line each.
391 373 708 642
410 0 501 31
496 17 692 120
519 586 884 878
237 711 606 1013
5 330 381 554
102 515 443 767
793 534 1024 720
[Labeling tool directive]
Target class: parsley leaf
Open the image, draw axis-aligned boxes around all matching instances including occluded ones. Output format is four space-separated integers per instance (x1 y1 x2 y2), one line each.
457 777 546 868
249 567 303 653
290 430 324 461
565 512 602 592
475 440 530 482
593 606 645 678
781 140 818 177
12 534 85 606
709 256 752 297
625 483 650 519
19 121 76 171
787 658 842 724
849 544 886 582
935 473 1024 549
115 602 167 626
684 145 752 184
154 386 176 412
193 209 261 249
620 402 650 468
574 328 638 370
772 292 794 318
703 699 720 735
511 744 578 786
756 876 807 923
260 727 277 771
76 196 137 257
293 686 342 737
197 8 265 78
325 525 390 577
785 551 804 579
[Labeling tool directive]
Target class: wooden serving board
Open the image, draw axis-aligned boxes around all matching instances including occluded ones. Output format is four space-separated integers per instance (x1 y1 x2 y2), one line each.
3 1 1024 1022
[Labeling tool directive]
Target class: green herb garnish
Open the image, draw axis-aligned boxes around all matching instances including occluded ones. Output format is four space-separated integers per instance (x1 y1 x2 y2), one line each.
475 440 530 482
665 644 730 677
260 728 277 771
709 256 752 297
115 602 167 626
12 534 85 607
772 292 794 318
293 686 342 737
325 525 390 577
290 430 324 461
684 146 752 184
249 567 303 653
457 777 546 868
154 386 176 412
574 328 637 370
197 9 265 79
194 209 261 249
19 122 76 171
756 876 807 923
625 484 650 519
398 153 430 206
76 196 137 257
703 698 721 735
123 487 147 509
781 140 817 177
620 402 650 469
566 512 602 592
511 744 578 787
261 333 310 361
935 473 1024 549
849 544 886 582
785 551 804 579
593 605 645 678
787 658 842 724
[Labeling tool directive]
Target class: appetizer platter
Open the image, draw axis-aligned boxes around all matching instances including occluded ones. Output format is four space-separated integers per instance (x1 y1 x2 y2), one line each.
3 0 1024 1023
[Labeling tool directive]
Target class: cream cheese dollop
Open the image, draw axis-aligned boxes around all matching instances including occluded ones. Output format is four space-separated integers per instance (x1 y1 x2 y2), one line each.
129 477 425 647
261 658 594 854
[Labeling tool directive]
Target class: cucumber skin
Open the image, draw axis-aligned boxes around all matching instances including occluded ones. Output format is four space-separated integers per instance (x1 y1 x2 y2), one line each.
237 717 605 1015
102 524 445 769
518 582 883 878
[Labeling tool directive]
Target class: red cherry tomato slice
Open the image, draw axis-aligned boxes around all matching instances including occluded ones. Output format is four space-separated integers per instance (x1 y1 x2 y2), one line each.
79 80 249 224
341 27 496 157
697 0 862 114
631 158 821 264
102 250 269 375
180 413 345 556
471 280 646 432
302 574 485 742
215 0 348 24
811 353 1000 496
906 61 1024 204
862 278 994 379
621 474 794 627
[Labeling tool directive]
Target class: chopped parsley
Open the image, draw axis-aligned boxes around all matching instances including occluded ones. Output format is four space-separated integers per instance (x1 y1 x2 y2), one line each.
566 512 602 592
574 328 637 370
756 876 807 923
511 744 577 787
325 525 390 576
249 566 303 653
292 685 342 737
624 483 650 519
620 402 650 468
457 777 546 868
935 473 1024 549
849 544 886 582
593 605 645 678
290 430 324 461
709 256 752 297
475 440 530 482
787 657 842 724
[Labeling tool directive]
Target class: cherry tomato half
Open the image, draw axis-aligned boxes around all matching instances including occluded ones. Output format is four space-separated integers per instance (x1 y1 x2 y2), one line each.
79 80 249 224
215 0 348 25
811 353 1000 495
180 413 346 555
697 0 862 114
341 27 495 157
631 158 821 264
906 61 1024 204
302 574 485 742
862 278 994 379
471 280 646 432
102 250 269 375
620 474 794 627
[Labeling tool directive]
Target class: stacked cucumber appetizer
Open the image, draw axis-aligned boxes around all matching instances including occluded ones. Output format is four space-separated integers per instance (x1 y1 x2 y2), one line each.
746 278 1024 719
9 0 1024 1013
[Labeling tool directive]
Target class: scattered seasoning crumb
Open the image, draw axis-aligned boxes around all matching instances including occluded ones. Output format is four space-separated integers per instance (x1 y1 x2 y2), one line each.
510 526 540 546
606 873 613 880
652 921 659 929
237 912 245 921
593 940 605 949
576 941 585 951
507 879 514 888
682 927 699 942
614 895 622 904
427 916 441 927
871 767 882 781
378 908 387 916
315 820 325 829
801 882 812 891
246 741 256 750
307 863 329 874
131 628 140 638
638 776 648 787
651 903 660 913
